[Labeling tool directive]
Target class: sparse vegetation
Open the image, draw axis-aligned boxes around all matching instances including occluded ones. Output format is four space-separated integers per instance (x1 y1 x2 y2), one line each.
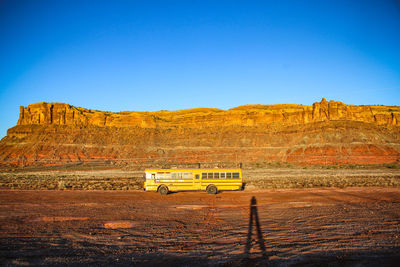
0 171 144 190
245 175 400 189
0 167 399 190
243 168 400 189
246 161 400 170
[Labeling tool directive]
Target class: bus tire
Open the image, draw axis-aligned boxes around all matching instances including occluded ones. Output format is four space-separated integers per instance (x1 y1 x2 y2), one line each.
158 185 169 195
206 185 218 194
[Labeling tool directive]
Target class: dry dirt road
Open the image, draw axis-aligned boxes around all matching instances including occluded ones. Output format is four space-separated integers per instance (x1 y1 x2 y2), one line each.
1 188 400 266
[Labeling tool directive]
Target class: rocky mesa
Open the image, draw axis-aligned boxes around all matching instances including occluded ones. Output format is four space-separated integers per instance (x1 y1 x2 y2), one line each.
1 98 399 167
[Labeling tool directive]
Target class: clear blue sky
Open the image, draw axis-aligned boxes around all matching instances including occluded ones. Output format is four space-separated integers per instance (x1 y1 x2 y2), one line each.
1 0 399 138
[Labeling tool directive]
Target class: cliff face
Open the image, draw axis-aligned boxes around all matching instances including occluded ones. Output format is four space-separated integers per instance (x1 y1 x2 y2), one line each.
1 98 399 167
17 98 400 128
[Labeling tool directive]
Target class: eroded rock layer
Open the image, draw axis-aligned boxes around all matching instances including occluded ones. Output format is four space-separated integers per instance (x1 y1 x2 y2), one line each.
1 98 399 167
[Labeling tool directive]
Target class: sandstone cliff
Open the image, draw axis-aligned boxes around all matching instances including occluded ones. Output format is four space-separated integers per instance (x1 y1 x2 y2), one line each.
1 98 399 167
16 98 400 128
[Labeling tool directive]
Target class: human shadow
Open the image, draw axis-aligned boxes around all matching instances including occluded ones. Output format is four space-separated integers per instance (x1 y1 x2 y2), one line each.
244 196 268 263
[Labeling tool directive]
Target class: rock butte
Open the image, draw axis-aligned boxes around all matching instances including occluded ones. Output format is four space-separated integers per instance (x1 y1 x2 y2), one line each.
0 98 399 167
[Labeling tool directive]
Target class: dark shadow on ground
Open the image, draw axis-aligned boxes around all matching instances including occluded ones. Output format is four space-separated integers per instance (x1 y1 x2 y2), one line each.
2 237 400 266
242 196 269 265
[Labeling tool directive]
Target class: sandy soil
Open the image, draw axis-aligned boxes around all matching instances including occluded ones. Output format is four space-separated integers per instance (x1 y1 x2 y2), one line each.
1 188 400 266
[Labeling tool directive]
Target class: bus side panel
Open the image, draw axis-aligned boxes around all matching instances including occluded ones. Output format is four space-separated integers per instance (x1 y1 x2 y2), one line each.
165 179 194 191
200 179 242 191
144 181 158 192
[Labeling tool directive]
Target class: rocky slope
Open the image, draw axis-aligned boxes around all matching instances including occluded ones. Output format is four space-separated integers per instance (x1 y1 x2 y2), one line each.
1 98 399 167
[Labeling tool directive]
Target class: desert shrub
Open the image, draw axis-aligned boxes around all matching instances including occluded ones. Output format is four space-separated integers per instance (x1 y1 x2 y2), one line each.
384 163 400 169
58 181 66 190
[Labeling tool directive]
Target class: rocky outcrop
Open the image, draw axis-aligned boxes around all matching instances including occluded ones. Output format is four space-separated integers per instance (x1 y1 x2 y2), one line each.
1 99 399 167
17 98 400 129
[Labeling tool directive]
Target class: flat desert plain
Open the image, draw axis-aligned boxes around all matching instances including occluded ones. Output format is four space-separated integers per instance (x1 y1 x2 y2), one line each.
1 187 400 266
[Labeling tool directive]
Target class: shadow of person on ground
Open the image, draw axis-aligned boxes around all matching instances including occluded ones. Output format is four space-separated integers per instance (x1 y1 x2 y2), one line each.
243 196 268 264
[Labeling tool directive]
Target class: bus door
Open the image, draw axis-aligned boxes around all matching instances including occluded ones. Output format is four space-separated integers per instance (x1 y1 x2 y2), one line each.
193 174 201 190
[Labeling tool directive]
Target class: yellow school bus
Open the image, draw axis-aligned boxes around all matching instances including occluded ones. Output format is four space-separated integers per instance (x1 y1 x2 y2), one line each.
144 169 243 195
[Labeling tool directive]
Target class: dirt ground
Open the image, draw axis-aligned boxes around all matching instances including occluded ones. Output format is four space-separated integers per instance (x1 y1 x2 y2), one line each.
1 188 400 266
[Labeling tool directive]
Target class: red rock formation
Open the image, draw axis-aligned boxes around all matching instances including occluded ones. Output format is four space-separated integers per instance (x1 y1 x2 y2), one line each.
16 98 400 128
1 98 399 167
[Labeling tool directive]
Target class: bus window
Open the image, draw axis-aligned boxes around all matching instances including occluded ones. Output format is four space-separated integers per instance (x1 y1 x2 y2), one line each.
171 173 176 179
202 173 207 179
183 173 192 179
226 172 232 179
157 172 164 179
220 173 225 179
214 173 219 179
233 172 240 179
195 174 199 179
151 174 155 179
208 173 213 179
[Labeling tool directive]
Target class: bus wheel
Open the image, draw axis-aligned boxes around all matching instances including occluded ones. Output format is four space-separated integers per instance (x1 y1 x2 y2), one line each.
206 185 218 194
158 185 169 195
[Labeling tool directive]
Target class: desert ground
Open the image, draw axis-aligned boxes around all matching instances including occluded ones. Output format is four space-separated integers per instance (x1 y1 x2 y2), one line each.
1 168 400 266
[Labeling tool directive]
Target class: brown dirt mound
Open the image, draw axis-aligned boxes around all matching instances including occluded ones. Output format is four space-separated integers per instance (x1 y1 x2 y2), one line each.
104 221 135 229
